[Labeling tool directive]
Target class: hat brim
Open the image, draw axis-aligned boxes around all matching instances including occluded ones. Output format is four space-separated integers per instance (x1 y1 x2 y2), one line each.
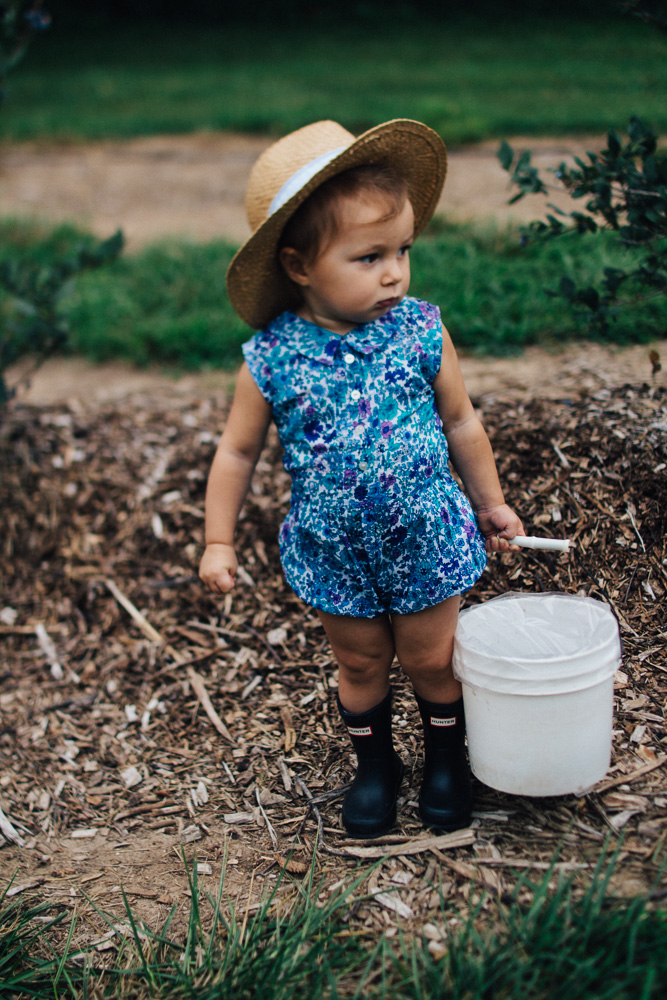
226 119 447 329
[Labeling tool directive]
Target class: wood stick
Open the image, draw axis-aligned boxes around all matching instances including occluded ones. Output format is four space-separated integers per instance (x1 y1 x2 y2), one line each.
592 755 667 794
105 578 235 744
255 788 278 849
106 579 164 644
0 804 25 847
186 667 235 744
340 829 475 860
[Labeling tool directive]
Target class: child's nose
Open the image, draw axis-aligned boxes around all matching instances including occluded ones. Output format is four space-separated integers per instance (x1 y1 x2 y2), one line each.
383 258 404 284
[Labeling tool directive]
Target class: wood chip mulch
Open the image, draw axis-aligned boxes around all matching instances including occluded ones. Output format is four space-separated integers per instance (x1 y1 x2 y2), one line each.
1 377 666 936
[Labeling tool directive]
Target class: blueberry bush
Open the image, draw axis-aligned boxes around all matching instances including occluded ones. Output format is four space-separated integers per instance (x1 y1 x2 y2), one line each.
498 117 667 337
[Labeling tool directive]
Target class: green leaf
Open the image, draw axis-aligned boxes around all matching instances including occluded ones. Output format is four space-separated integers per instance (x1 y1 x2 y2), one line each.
98 229 125 261
516 149 532 173
628 114 657 157
497 140 514 172
607 130 621 159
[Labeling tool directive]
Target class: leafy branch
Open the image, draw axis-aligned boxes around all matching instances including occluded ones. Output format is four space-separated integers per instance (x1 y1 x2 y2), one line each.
498 116 667 335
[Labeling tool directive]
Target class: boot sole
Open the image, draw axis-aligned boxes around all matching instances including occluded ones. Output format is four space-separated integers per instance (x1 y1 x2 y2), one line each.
418 799 471 832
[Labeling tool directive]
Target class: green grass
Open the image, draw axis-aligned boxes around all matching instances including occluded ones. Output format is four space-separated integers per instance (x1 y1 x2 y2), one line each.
2 851 666 999
0 877 77 998
1 13 667 144
2 218 664 376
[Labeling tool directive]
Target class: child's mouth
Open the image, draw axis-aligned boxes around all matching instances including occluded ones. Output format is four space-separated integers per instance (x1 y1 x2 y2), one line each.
376 297 399 309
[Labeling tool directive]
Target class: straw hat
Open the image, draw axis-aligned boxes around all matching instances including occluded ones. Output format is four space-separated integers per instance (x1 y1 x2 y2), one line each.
226 119 447 329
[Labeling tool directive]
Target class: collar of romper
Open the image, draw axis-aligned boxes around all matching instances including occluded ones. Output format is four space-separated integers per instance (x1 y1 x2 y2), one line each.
280 306 399 365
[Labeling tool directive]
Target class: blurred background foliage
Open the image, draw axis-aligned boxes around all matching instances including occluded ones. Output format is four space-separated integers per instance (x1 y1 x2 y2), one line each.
1 0 666 386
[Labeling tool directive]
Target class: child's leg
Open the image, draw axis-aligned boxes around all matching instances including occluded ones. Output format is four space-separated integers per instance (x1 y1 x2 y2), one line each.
391 595 460 699
393 596 472 831
316 610 402 838
316 610 395 713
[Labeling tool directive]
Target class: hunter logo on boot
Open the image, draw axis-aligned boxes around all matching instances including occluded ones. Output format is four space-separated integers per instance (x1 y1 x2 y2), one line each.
431 716 456 727
348 725 373 736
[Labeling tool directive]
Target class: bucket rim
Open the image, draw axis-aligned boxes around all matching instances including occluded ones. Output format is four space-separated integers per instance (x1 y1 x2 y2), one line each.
455 591 620 667
453 633 621 668
459 591 616 615
459 671 617 696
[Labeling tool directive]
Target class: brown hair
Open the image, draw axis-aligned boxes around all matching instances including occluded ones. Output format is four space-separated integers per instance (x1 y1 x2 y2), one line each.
278 162 409 264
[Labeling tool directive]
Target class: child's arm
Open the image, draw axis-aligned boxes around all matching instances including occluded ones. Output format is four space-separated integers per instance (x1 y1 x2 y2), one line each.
432 326 524 552
199 363 272 593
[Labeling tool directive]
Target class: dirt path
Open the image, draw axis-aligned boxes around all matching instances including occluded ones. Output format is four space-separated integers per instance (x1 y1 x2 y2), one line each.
9 340 664 411
1 131 606 248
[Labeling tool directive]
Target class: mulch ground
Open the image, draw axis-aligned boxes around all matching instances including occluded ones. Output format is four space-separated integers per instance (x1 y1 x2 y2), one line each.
1 377 666 946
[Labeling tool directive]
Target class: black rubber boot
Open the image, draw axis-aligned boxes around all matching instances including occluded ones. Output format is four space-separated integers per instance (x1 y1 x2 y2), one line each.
337 689 403 839
416 693 472 831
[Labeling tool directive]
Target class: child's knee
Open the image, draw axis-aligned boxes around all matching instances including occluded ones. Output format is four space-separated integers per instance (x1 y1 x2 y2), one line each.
338 649 392 684
400 651 453 684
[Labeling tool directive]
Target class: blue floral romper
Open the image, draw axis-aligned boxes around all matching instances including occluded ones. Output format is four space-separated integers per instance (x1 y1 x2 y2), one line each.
242 296 487 617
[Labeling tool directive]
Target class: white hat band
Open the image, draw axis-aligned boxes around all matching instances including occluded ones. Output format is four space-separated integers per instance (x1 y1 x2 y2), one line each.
268 146 347 218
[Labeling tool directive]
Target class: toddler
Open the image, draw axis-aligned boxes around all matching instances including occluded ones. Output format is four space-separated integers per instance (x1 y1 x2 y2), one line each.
200 119 524 838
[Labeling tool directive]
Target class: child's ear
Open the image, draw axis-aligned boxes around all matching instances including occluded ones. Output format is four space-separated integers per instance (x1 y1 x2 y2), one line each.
279 247 310 286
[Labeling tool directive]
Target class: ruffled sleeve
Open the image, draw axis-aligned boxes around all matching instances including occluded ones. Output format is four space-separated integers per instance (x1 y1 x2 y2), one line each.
402 298 443 384
242 331 274 404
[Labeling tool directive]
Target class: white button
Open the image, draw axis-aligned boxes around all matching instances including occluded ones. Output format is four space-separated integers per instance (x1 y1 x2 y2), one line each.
344 353 355 364
358 461 368 471
351 389 361 400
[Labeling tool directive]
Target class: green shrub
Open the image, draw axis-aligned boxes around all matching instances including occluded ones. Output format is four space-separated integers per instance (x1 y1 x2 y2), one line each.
0 223 123 403
499 116 667 335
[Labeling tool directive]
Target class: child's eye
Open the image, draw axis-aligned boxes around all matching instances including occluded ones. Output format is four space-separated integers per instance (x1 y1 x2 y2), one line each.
358 253 378 264
399 244 412 257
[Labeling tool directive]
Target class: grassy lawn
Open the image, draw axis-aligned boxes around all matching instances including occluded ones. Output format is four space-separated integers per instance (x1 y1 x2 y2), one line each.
1 13 666 144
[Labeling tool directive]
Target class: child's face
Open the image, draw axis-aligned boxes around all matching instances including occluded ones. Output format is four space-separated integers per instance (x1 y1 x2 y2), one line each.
282 192 414 335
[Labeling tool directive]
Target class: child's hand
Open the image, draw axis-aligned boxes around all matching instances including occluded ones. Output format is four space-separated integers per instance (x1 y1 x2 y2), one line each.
476 504 525 553
199 543 238 593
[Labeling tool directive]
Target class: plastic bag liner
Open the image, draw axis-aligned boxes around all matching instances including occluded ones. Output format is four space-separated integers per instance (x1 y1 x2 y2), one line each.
452 592 622 696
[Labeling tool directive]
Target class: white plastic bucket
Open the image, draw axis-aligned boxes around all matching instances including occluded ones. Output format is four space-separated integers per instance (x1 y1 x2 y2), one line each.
452 593 622 797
